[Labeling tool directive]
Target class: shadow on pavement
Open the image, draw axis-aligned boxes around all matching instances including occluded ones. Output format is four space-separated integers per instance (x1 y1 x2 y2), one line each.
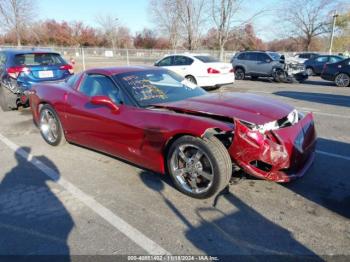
273 91 350 108
284 138 350 219
139 171 319 260
0 147 73 261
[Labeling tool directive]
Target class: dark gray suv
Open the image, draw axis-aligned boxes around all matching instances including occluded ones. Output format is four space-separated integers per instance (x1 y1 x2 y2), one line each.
231 51 284 80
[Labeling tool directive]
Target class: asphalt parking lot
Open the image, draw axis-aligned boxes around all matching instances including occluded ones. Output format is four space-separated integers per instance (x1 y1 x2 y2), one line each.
0 76 349 260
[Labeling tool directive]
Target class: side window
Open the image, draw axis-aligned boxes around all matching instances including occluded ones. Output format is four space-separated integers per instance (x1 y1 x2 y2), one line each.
66 73 80 88
315 56 328 63
174 56 193 66
246 53 258 61
329 57 342 63
237 53 246 60
257 53 270 62
157 57 173 67
79 74 122 104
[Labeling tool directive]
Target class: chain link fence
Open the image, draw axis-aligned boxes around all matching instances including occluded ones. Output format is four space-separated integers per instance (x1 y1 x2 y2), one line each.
0 45 332 73
0 45 237 72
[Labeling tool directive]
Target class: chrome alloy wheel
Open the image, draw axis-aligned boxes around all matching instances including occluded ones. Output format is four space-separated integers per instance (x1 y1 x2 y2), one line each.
170 144 214 194
40 109 59 143
335 73 350 87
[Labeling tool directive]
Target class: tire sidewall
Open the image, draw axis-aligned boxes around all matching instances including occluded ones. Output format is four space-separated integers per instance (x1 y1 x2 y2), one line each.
166 136 224 199
235 68 245 80
39 105 65 146
335 73 350 87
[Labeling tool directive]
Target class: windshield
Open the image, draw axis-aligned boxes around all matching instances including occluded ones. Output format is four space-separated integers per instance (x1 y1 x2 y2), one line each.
267 52 281 61
14 53 65 66
114 69 207 107
194 56 220 63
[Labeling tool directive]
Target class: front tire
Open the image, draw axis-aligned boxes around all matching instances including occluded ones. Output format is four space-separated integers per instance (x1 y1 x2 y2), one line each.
306 67 314 76
39 104 66 146
335 73 350 87
167 135 231 199
185 75 197 85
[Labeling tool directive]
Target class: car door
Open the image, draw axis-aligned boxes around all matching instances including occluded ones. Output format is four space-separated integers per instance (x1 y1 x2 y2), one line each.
155 56 174 71
246 52 259 75
64 73 145 162
255 53 273 75
171 56 194 77
313 56 329 74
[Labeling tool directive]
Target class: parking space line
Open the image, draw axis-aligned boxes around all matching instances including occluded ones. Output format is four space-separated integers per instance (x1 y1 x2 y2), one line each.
0 133 170 256
316 150 350 161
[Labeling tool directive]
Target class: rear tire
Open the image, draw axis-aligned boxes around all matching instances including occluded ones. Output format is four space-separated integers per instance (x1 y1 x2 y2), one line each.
167 135 231 199
234 68 245 80
335 73 350 87
39 104 66 146
0 85 17 112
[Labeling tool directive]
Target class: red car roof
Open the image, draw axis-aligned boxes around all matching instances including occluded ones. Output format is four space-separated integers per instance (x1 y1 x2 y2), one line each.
85 66 159 76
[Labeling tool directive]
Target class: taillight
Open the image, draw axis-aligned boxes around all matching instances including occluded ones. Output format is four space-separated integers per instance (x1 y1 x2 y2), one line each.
7 66 29 79
230 68 235 73
207 67 220 74
60 64 74 74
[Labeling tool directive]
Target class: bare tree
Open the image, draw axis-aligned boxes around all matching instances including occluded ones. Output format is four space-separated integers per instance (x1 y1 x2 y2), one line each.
209 0 265 60
281 0 340 51
0 0 35 46
176 0 206 50
95 14 120 49
149 0 182 49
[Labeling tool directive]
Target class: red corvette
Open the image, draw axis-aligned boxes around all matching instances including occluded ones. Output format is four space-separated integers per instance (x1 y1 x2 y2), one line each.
30 66 317 198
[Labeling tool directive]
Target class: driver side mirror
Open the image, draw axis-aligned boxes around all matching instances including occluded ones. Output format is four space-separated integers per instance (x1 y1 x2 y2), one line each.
90 96 120 113
266 59 272 63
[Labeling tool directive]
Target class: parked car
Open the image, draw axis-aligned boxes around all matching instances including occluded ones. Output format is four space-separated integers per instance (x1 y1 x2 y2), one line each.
154 54 234 89
321 58 350 87
0 49 73 111
293 53 319 63
231 51 308 82
30 66 317 199
304 55 344 76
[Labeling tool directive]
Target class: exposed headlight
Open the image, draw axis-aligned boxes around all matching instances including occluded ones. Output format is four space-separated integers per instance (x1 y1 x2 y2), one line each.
287 109 299 125
240 109 299 134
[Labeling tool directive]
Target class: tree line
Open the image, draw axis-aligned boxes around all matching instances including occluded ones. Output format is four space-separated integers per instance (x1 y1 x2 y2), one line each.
0 0 349 56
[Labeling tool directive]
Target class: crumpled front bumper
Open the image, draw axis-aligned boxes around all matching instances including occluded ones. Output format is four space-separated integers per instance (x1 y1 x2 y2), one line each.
229 113 316 182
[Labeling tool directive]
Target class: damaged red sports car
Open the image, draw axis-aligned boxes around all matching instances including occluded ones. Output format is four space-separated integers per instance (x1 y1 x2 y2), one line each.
29 66 317 198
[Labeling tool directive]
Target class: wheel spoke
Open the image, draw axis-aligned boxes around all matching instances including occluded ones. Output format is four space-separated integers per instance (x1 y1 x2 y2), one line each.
188 178 198 191
197 170 213 181
173 168 186 177
178 148 190 164
192 150 203 163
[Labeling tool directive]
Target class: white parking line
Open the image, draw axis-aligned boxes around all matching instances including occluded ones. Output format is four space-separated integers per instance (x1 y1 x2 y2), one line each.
0 133 170 256
316 150 350 161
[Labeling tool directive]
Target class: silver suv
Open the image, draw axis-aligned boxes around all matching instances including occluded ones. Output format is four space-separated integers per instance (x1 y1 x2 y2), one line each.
231 51 284 80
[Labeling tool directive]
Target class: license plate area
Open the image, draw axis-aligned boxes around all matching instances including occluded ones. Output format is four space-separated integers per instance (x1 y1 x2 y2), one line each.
38 70 54 78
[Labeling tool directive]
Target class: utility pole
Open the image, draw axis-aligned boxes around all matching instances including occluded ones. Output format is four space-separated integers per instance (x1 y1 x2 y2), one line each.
329 10 339 54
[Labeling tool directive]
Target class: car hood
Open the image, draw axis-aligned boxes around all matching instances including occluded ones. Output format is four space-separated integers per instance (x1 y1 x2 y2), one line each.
154 93 294 125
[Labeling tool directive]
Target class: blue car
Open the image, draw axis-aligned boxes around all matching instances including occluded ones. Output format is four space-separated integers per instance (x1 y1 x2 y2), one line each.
304 55 344 76
0 49 73 111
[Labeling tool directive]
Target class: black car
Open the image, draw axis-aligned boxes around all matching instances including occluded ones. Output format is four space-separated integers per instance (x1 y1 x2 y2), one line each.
304 55 344 76
0 49 73 111
321 58 350 87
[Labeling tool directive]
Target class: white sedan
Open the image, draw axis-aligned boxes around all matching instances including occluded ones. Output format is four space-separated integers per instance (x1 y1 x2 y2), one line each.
155 54 235 89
